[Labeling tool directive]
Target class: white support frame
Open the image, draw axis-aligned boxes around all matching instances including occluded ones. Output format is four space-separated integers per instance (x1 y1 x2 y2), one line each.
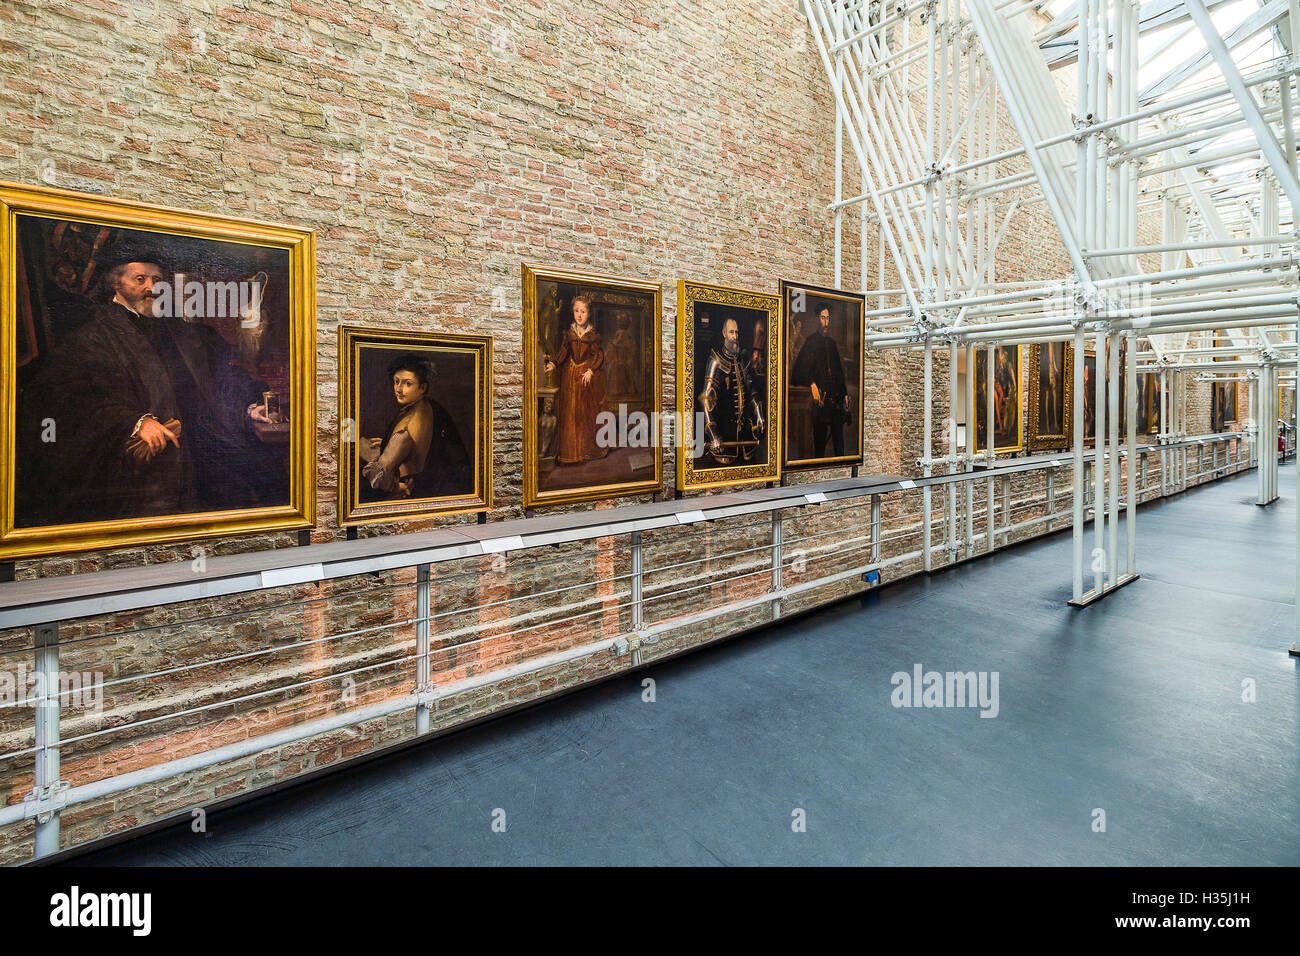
804 0 1299 616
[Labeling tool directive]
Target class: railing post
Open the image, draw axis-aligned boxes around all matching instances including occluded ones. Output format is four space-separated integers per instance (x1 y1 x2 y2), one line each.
966 473 975 560
771 509 783 619
871 494 882 564
1164 369 1175 496
923 339 933 572
631 530 644 632
1094 328 1108 597
985 342 995 554
1001 474 1011 548
1125 331 1137 578
986 469 995 552
1046 467 1054 533
1107 332 1120 589
948 341 959 562
30 623 62 860
1179 372 1188 493
415 564 432 735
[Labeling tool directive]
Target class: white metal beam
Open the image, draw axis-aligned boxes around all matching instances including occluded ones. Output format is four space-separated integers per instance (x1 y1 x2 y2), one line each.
1187 0 1300 210
1140 0 1290 104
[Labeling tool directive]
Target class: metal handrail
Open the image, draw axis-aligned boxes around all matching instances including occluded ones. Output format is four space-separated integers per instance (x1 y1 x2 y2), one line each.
0 433 1251 860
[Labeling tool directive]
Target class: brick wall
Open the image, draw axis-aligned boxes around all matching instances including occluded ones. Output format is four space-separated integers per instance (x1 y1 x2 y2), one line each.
0 1 1260 861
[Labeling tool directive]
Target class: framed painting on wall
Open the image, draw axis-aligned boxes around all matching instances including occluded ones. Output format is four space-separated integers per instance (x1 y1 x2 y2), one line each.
1210 329 1239 433
1027 341 1072 452
1135 370 1161 437
521 263 661 509
1211 381 1238 433
676 279 781 491
338 327 491 526
1080 349 1096 443
0 180 316 560
779 280 864 470
970 344 1023 455
1076 344 1136 444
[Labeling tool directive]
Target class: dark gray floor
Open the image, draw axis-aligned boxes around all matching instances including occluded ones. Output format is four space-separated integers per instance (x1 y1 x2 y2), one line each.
74 468 1299 866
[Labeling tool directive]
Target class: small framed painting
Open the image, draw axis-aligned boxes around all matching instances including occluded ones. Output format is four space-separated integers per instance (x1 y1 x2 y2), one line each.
970 344 1024 455
338 326 491 526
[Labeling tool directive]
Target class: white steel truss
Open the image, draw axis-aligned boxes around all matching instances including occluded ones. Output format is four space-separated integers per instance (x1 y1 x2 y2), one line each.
803 0 1299 638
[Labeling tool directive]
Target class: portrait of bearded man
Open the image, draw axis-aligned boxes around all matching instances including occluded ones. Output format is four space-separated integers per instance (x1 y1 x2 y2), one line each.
699 316 767 467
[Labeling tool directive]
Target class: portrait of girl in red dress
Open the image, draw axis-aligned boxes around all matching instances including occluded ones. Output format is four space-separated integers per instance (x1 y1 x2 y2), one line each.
544 294 609 464
523 265 661 509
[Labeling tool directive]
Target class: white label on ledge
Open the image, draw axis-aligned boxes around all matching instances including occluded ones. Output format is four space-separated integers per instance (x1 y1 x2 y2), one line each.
898 479 917 489
481 535 525 554
804 492 828 504
261 564 324 588
677 510 707 524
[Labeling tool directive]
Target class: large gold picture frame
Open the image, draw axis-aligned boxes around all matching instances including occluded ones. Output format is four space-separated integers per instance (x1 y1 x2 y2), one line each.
779 279 865 470
522 263 662 509
338 326 492 527
1027 341 1073 452
970 344 1024 456
676 279 782 491
0 180 316 560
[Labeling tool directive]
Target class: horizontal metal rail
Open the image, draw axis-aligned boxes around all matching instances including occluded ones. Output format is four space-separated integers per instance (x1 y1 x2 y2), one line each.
0 433 1251 854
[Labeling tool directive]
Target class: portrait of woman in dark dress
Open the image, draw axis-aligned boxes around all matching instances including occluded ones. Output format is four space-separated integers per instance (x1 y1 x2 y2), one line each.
360 353 471 502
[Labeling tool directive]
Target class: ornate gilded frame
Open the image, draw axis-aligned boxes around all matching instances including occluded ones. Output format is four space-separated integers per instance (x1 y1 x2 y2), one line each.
1027 341 1073 452
779 279 865 470
969 344 1024 455
676 279 782 491
521 263 662 509
0 180 316 560
338 326 492 526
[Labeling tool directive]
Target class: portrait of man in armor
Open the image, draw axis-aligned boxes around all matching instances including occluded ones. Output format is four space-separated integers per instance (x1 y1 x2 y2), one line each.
677 281 781 490
699 316 767 467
